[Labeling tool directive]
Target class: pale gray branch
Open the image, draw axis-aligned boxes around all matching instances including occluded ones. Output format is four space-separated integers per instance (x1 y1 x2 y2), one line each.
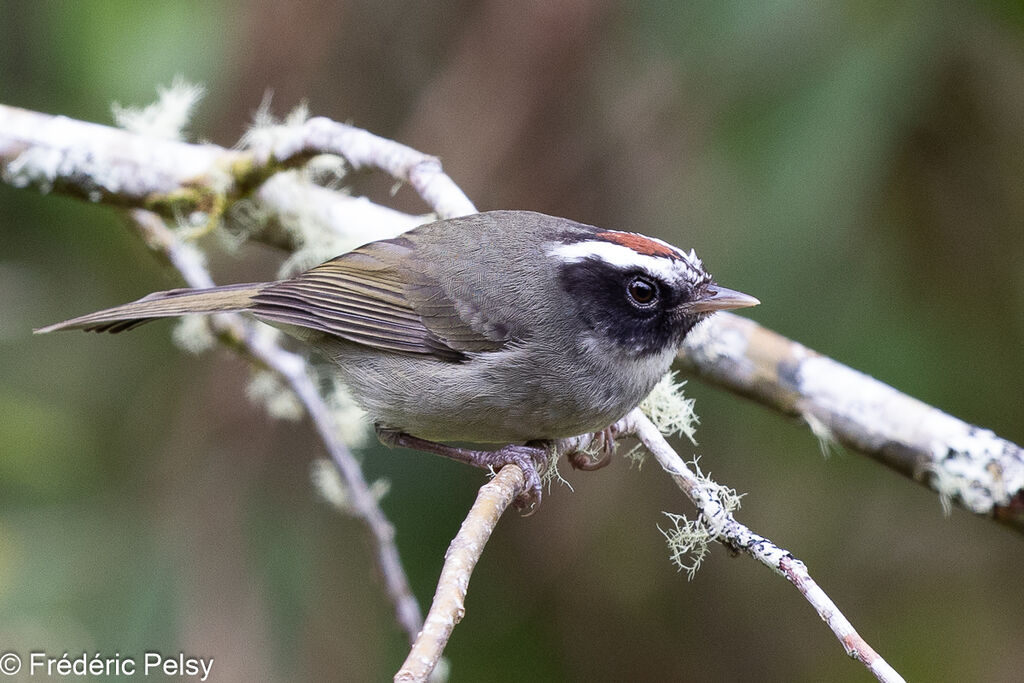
396 412 906 682
0 103 474 226
246 116 477 219
394 465 524 682
622 408 904 683
252 173 430 250
5 100 1019 533
0 103 239 206
680 314 1024 529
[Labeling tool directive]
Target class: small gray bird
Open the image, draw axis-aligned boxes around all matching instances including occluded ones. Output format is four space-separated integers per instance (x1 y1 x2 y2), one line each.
37 210 758 507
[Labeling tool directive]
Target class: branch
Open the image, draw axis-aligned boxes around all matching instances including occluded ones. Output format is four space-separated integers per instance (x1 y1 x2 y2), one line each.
251 172 429 251
397 411 904 682
0 102 475 225
394 465 524 682
0 103 243 208
623 409 903 683
129 209 424 645
4 101 1019 531
245 115 476 219
679 314 1024 529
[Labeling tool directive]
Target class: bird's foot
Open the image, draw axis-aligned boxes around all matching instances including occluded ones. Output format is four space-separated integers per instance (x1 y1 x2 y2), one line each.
568 425 617 471
375 427 549 514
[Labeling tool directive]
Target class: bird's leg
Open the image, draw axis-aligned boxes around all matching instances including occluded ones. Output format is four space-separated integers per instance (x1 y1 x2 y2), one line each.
375 427 550 512
568 425 618 471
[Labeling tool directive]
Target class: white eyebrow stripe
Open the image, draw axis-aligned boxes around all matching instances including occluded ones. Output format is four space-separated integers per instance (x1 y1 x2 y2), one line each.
550 240 703 283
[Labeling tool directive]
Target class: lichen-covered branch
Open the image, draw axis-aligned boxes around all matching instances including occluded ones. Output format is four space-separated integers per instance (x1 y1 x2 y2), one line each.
4 100 1019 532
244 115 475 220
679 314 1024 529
397 410 905 682
0 103 244 210
0 102 474 226
252 172 429 251
129 209 425 645
622 408 903 682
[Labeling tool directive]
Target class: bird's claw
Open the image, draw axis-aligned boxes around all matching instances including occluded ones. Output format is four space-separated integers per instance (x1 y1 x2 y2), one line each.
489 444 548 514
568 426 617 471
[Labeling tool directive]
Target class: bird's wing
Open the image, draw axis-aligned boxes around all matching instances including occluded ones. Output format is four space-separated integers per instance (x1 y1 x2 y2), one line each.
250 236 509 361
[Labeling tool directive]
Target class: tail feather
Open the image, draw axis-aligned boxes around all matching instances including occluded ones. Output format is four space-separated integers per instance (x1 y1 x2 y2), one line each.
35 283 263 334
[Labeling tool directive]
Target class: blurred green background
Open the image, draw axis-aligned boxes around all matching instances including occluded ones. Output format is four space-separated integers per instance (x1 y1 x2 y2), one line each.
3 1 1024 681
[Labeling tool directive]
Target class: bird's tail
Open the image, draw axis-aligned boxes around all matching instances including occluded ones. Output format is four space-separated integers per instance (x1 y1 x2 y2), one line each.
34 283 263 334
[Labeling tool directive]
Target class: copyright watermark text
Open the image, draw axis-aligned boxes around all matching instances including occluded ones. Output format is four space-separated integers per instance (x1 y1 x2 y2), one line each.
0 651 213 680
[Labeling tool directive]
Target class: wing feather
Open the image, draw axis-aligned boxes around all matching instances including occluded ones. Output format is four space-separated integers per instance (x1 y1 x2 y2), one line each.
248 236 506 361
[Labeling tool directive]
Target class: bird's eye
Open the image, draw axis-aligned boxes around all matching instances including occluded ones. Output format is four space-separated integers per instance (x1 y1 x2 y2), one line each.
626 275 658 306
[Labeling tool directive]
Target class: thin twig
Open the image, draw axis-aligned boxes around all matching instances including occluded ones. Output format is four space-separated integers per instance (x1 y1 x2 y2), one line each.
395 410 904 682
394 465 524 682
129 209 424 644
622 408 904 683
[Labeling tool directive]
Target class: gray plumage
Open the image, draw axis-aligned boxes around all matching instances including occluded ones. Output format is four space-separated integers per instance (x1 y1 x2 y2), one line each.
37 210 756 444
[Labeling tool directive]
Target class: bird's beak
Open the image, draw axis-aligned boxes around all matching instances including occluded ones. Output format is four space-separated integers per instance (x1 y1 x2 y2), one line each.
686 285 760 313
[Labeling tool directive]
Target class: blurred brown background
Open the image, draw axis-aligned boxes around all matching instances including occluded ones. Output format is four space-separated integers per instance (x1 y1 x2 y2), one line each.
2 1 1024 681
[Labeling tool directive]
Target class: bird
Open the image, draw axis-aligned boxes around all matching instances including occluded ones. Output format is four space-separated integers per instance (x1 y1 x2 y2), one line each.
37 210 758 508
